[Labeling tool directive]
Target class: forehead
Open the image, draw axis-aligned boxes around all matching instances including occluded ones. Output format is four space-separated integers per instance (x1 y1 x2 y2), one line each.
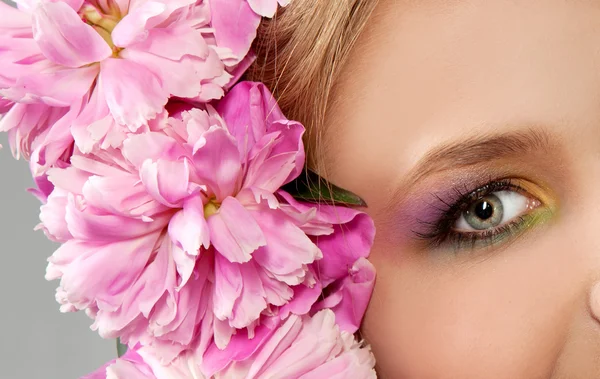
326 0 600 175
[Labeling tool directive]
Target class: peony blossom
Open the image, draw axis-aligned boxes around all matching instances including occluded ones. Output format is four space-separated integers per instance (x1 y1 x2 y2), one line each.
180 197 376 375
278 191 376 333
0 102 78 176
82 349 157 379
205 309 377 379
86 310 377 379
0 1 380 376
246 0 290 18
41 82 331 361
0 0 264 172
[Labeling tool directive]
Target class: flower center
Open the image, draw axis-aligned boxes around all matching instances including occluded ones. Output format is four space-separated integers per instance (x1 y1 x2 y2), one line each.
204 199 221 218
80 4 122 56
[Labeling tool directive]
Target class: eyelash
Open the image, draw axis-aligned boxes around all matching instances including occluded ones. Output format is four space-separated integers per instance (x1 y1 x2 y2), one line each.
415 178 542 250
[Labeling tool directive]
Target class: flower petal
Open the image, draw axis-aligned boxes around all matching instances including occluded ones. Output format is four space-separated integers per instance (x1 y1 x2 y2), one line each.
1 65 99 107
168 198 210 284
47 166 90 195
48 234 158 311
251 207 321 286
99 58 167 129
278 275 322 319
262 120 305 185
111 0 196 47
82 174 166 218
144 254 210 356
229 261 267 328
313 212 375 286
71 83 123 153
110 1 167 48
83 348 159 378
38 188 71 243
106 350 157 379
210 0 261 64
95 237 178 337
140 158 191 207
65 194 169 241
313 258 376 334
0 2 32 36
240 310 370 379
247 0 278 17
208 196 266 263
201 317 280 376
243 139 298 192
212 252 242 320
216 82 287 158
280 192 376 286
192 126 242 201
120 49 205 100
299 348 377 379
0 102 68 160
128 25 208 61
122 132 186 169
29 99 80 174
32 2 112 68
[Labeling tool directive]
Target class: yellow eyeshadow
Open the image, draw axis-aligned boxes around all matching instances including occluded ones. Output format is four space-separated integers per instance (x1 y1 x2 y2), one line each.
513 178 558 212
445 179 557 250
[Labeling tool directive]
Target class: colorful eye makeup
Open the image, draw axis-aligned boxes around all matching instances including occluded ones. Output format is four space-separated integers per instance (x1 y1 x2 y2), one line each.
412 177 556 251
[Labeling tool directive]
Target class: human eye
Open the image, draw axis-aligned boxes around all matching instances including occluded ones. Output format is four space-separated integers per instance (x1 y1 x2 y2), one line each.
416 178 555 250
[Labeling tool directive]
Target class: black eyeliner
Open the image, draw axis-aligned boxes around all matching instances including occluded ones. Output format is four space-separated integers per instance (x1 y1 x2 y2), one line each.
413 178 534 249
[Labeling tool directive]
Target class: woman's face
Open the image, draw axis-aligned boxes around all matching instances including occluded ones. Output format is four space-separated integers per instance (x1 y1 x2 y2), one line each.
324 1 600 378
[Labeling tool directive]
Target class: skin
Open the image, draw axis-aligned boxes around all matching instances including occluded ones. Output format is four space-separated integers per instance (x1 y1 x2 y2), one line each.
321 1 600 378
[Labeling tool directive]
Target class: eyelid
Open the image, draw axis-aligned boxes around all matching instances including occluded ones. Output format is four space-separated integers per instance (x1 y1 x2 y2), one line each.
414 177 556 250
454 177 550 213
454 190 541 232
443 178 528 221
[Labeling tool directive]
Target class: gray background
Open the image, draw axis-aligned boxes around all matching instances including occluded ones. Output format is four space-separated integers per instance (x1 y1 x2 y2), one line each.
1 3 115 377
0 135 115 378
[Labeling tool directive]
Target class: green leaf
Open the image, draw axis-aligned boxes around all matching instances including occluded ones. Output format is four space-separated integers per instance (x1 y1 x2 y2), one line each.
282 170 367 207
116 338 128 358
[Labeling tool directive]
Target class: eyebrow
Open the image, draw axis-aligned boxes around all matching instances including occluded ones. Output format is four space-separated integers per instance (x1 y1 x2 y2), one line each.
404 127 555 187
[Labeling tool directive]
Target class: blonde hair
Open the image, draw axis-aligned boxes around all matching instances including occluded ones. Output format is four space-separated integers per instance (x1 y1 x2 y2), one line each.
245 0 379 167
246 4 381 368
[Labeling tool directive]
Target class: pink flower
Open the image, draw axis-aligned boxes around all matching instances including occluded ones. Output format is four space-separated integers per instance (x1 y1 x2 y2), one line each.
312 257 376 333
0 99 12 115
0 0 265 169
278 192 376 333
0 1 31 37
163 309 376 378
0 102 78 175
170 191 376 375
42 82 325 361
82 349 157 379
85 310 376 379
0 1 379 374
246 0 290 18
205 310 377 379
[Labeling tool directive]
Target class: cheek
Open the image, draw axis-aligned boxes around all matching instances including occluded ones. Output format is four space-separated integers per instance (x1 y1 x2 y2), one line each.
362 228 583 379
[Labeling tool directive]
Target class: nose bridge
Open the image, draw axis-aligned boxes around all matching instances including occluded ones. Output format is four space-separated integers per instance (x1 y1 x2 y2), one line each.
583 161 600 322
550 158 600 377
590 282 600 323
587 206 600 321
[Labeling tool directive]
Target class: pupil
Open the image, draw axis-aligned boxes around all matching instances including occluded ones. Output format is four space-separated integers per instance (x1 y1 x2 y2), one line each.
474 200 494 220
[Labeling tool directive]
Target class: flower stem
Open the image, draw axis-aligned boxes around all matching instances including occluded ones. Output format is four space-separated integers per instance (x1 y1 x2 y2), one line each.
116 338 128 358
